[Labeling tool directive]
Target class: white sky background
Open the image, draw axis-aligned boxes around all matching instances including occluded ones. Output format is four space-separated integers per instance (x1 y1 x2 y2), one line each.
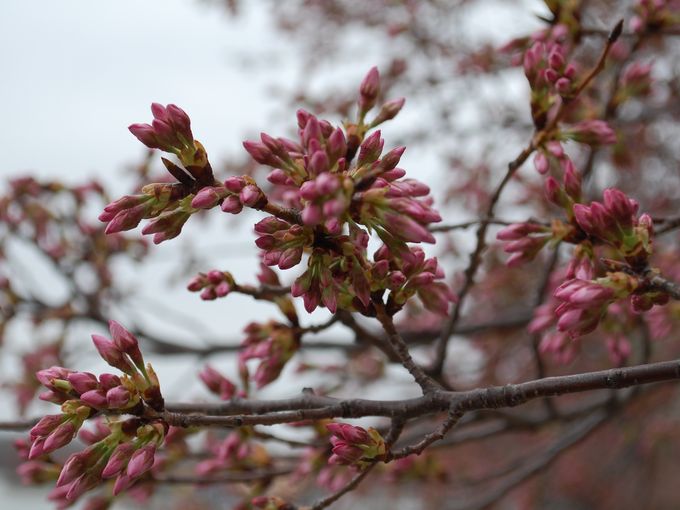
0 1 544 507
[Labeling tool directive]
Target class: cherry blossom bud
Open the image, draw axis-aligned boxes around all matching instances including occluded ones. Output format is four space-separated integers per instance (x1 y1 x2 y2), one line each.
358 66 380 114
30 415 64 440
102 443 136 479
67 372 98 394
357 131 384 166
220 194 243 214
91 335 131 374
80 390 108 409
126 444 156 479
109 321 144 368
534 152 550 175
43 421 77 454
98 373 122 390
371 97 406 126
106 386 132 409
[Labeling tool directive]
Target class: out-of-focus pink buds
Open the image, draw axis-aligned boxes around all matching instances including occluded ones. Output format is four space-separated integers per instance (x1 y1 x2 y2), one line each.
497 222 551 267
562 120 617 146
199 365 237 400
125 444 156 479
370 97 406 127
239 321 298 388
358 66 380 115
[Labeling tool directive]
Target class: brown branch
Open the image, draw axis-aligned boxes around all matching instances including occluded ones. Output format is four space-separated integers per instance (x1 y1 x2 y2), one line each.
374 299 441 393
158 358 680 427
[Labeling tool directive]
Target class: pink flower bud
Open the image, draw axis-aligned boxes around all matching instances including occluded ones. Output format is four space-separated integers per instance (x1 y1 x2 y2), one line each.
239 185 263 207
102 443 136 479
66 372 99 394
302 204 323 226
112 473 133 496
191 186 225 209
109 321 144 368
57 452 86 487
357 130 384 166
98 373 122 390
91 335 130 373
327 128 347 162
126 444 156 479
308 151 329 176
106 386 132 409
43 422 77 454
128 124 160 149
80 389 108 408
359 66 380 113
372 97 406 125
30 415 63 440
220 194 243 214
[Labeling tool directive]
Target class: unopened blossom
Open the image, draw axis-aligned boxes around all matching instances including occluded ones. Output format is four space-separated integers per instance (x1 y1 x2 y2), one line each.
358 66 381 116
496 222 552 267
373 245 456 315
326 423 385 466
239 321 298 388
198 364 237 400
572 188 653 264
187 270 235 300
553 273 637 337
562 120 617 146
254 217 312 271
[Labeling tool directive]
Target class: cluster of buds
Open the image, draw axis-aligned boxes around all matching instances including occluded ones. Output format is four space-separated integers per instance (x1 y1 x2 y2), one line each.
572 188 653 265
254 217 312 270
101 103 219 243
196 431 271 476
100 68 451 318
198 365 238 400
299 172 352 234
372 245 456 315
630 0 680 34
326 423 385 466
616 61 654 104
128 103 208 177
560 119 617 146
99 177 196 244
358 170 441 247
90 321 164 411
496 222 553 267
21 322 166 505
50 419 165 506
187 270 235 300
525 42 577 96
291 231 373 314
553 272 637 337
240 321 299 388
523 41 576 127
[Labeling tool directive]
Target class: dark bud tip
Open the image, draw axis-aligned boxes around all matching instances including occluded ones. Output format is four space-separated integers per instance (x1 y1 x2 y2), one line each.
609 19 624 43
